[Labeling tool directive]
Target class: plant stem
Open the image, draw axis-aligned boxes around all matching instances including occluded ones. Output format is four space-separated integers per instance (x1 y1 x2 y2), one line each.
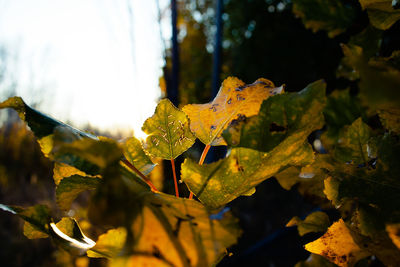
121 159 158 192
171 158 179 197
188 144 211 199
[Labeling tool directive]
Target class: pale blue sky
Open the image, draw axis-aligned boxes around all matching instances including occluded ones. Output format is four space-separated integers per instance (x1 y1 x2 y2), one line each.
0 0 170 137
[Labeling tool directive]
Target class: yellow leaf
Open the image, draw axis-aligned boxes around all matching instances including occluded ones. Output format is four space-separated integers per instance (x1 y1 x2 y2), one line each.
386 224 400 250
87 227 127 258
109 255 171 267
305 219 370 266
182 77 283 146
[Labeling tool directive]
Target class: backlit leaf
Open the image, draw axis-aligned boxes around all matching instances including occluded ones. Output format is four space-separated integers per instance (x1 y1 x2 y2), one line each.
122 136 156 175
359 0 400 30
305 219 371 266
182 132 314 209
50 217 95 254
108 256 171 267
87 227 127 258
0 96 96 157
0 204 50 239
182 77 283 146
142 98 195 159
56 175 101 210
292 0 356 37
386 224 400 250
130 193 240 266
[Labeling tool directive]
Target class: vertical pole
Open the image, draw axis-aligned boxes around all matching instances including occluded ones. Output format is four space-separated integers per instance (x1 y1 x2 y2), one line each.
170 0 179 106
208 0 226 164
211 0 224 98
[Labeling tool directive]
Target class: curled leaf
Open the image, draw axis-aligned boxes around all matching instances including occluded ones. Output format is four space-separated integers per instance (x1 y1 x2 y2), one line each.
182 77 283 146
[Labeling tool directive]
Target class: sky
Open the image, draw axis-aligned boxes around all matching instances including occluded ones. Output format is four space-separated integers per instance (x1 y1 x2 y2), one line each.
0 0 170 137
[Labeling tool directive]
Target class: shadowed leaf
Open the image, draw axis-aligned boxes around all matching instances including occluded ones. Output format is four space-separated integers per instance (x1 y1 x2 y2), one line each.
0 204 50 239
223 80 326 152
334 118 372 165
56 175 101 210
295 253 337 267
292 0 356 37
359 0 400 30
287 211 330 236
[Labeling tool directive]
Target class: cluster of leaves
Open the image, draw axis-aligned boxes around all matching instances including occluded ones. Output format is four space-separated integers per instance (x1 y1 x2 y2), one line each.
1 1 399 266
275 0 400 266
0 75 310 266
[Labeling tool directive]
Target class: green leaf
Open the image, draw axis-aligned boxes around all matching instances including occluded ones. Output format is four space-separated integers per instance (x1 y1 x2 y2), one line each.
142 98 195 159
122 137 156 175
292 0 356 37
223 80 326 152
322 89 366 150
52 136 123 176
334 118 372 164
359 0 400 30
89 188 240 266
56 175 101 210
348 26 383 59
287 211 330 236
53 162 99 185
182 77 283 146
378 108 400 133
0 204 50 239
87 227 127 258
340 44 400 111
346 206 400 266
275 155 336 202
182 133 314 209
0 97 96 157
323 134 400 216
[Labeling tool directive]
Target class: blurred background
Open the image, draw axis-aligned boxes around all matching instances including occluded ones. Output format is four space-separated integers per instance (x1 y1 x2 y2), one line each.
0 0 399 266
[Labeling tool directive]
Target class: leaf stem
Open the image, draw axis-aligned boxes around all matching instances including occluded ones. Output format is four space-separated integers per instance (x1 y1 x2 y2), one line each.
121 159 158 192
171 158 179 197
188 144 211 199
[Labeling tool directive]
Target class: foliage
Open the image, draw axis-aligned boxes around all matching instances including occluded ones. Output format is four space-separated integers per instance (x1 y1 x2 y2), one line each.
1 0 400 266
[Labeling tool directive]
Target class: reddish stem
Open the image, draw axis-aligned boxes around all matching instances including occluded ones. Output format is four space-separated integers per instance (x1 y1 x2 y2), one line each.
121 159 158 192
188 144 211 199
171 158 179 197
